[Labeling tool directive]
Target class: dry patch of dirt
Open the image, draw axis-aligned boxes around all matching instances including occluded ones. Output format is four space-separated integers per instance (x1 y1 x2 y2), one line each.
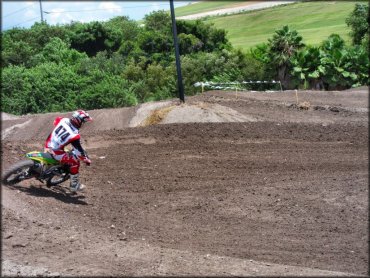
141 105 176 126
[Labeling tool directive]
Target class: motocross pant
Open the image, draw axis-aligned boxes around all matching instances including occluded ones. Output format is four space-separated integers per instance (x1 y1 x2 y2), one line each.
47 149 80 175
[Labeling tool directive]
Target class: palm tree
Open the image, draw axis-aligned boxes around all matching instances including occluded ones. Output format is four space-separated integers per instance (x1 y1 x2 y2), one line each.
267 25 305 89
291 45 324 90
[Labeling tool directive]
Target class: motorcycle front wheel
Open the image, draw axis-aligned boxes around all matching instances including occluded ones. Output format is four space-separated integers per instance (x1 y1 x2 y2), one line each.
1 160 36 185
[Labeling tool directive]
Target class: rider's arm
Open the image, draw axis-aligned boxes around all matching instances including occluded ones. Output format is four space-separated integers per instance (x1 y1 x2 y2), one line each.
71 139 88 158
53 116 63 127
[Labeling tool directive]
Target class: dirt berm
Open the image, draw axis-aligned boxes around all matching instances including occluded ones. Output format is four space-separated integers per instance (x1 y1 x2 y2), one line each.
1 88 369 276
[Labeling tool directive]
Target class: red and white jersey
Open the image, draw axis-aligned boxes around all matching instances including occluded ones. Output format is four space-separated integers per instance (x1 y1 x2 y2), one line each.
45 118 80 151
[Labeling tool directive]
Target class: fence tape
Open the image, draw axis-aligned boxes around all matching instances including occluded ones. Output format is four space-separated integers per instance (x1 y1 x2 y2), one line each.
194 81 283 92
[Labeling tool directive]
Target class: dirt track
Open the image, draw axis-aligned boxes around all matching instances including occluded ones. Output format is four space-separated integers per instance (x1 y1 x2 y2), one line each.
1 88 369 276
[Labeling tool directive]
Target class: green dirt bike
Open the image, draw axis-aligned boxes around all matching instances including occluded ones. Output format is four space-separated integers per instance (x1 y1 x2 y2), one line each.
2 151 71 187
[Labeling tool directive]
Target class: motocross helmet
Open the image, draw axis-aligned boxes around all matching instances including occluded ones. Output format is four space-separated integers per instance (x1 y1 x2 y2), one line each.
70 110 93 129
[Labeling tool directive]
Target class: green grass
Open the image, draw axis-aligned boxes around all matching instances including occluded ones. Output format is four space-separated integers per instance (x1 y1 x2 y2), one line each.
175 1 365 52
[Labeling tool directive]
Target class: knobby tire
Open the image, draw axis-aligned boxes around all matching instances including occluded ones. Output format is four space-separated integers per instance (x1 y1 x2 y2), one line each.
1 160 35 185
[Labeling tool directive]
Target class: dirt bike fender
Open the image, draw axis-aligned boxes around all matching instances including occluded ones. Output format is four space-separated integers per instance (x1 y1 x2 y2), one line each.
26 151 59 165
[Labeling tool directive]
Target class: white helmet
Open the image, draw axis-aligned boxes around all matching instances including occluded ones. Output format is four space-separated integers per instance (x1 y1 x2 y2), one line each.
70 110 92 128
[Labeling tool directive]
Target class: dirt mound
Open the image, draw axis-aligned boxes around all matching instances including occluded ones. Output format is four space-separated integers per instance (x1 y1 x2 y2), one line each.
0 98 261 140
1 89 368 276
2 89 368 141
1 112 21 120
162 102 258 124
343 85 369 92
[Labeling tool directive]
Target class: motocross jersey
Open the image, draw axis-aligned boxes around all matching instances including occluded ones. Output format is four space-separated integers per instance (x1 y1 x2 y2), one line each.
45 118 86 157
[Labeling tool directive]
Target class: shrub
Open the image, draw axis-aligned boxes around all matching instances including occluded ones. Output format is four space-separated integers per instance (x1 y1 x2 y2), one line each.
79 74 138 109
345 3 369 45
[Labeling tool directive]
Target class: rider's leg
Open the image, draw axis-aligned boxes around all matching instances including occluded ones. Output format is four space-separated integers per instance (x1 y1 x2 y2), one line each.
61 154 84 192
49 150 84 192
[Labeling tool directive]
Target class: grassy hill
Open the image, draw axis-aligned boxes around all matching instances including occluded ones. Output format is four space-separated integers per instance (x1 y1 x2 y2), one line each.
175 1 363 52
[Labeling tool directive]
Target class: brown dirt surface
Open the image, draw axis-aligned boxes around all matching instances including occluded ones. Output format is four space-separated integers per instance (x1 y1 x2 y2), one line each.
1 88 369 276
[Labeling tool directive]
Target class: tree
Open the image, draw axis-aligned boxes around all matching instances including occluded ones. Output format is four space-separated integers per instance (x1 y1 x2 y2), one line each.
291 46 324 89
176 20 231 53
267 25 305 89
1 22 69 67
1 62 84 114
345 3 369 45
27 22 70 51
137 30 173 56
105 16 140 41
68 21 121 56
78 74 138 109
1 38 34 67
78 51 126 76
319 34 369 90
30 37 87 66
178 33 203 54
144 10 171 32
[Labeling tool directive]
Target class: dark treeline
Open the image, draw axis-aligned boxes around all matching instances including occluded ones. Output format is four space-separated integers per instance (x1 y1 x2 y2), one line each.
1 4 368 115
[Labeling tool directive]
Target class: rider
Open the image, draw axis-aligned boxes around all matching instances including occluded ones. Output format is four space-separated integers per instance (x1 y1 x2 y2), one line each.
44 110 92 192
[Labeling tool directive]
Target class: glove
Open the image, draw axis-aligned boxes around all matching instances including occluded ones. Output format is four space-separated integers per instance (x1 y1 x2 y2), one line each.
82 156 91 166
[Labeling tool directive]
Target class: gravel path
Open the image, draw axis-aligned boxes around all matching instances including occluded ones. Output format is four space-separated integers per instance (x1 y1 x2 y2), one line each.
177 1 296 20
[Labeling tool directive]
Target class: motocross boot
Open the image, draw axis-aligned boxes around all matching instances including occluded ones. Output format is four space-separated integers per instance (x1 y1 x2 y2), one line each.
70 174 85 192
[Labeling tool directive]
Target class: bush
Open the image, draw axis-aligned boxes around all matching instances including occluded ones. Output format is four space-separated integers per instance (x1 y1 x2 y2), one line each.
319 34 369 90
78 51 126 75
79 74 138 109
1 38 35 67
1 65 32 114
345 3 369 45
30 37 87 66
2 62 84 114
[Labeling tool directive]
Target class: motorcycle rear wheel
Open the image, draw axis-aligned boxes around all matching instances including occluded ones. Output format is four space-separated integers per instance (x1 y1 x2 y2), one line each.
1 160 35 185
46 170 70 187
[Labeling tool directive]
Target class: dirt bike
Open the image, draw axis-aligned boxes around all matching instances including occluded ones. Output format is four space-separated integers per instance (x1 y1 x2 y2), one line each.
2 151 71 188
